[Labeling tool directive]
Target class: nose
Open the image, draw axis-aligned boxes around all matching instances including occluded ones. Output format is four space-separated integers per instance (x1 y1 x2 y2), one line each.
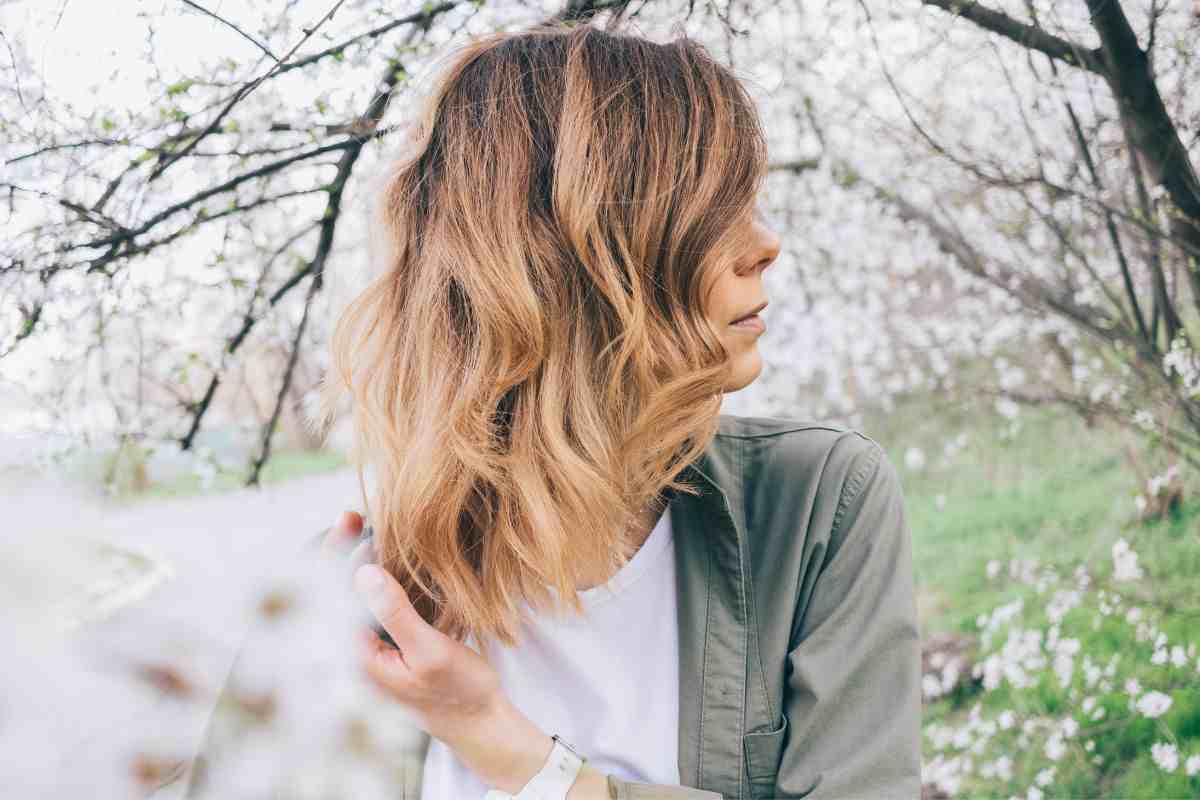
745 218 781 274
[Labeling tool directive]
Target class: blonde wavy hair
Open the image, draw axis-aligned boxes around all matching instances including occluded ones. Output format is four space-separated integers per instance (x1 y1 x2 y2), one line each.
319 21 768 650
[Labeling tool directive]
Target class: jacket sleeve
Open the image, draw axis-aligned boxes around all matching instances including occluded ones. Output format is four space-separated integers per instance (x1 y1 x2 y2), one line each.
604 775 722 799
775 441 923 799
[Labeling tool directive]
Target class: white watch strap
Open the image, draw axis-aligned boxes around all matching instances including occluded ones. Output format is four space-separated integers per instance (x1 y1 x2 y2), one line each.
483 735 586 800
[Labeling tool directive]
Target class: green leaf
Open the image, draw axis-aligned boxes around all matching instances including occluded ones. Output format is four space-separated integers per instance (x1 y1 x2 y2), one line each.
166 78 195 97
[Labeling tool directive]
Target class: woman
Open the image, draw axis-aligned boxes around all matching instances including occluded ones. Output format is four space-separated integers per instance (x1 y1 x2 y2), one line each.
188 21 922 800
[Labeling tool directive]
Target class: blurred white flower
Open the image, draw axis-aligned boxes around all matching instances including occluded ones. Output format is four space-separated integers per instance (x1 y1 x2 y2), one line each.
997 710 1015 730
1163 335 1200 397
1132 409 1155 431
1147 464 1180 497
904 446 925 470
1124 678 1142 695
1151 741 1179 772
1044 733 1065 761
1170 645 1187 667
935 493 946 510
1026 786 1042 800
1047 590 1081 624
1186 754 1200 776
1111 538 1143 581
1035 766 1054 787
986 560 1001 580
1152 647 1167 665
995 397 1020 420
1135 690 1173 719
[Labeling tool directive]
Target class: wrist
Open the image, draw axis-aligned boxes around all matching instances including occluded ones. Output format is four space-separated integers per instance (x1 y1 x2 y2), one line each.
450 694 554 794
564 762 609 800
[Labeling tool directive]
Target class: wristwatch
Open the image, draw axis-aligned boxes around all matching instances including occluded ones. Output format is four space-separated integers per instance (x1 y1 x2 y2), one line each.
482 734 587 800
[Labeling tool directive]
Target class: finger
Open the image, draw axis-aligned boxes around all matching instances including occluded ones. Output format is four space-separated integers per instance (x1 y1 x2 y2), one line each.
353 563 442 671
343 536 377 582
359 626 411 685
360 638 415 702
320 510 363 559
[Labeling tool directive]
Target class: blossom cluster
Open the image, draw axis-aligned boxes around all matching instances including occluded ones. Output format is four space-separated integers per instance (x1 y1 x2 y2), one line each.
920 537 1200 798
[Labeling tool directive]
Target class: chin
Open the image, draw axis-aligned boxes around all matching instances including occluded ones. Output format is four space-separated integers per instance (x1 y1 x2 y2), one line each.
721 349 763 393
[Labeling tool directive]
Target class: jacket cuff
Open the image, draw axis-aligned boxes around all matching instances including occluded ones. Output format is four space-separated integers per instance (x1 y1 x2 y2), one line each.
605 774 723 799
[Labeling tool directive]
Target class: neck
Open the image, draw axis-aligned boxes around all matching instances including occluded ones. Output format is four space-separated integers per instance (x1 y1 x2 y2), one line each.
576 492 669 591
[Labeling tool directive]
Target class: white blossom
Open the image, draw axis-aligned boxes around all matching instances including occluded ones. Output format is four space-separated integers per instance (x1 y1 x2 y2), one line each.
1135 691 1173 719
1044 733 1065 762
904 446 925 470
1111 538 1143 582
1171 645 1187 667
1151 741 1179 772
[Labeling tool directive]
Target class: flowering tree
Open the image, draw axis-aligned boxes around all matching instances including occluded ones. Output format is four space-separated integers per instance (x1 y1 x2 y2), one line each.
3 3 1199 798
4 0 1198 506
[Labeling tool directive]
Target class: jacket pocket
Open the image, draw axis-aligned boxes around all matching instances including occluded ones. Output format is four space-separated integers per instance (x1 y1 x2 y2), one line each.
742 714 822 799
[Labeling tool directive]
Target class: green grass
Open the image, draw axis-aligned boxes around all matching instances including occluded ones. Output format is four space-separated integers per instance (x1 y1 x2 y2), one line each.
97 445 348 505
863 397 1200 797
146 447 347 499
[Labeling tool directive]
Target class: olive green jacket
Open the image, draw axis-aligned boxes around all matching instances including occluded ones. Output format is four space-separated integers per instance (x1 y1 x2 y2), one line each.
184 415 922 799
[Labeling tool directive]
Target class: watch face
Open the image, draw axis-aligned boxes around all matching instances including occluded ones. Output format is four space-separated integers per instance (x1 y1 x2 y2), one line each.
553 735 584 760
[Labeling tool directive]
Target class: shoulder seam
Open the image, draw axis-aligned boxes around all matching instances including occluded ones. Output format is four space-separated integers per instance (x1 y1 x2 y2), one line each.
716 424 871 441
830 441 885 540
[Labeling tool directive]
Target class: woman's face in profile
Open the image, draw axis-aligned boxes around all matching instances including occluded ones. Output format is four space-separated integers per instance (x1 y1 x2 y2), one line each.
708 207 782 393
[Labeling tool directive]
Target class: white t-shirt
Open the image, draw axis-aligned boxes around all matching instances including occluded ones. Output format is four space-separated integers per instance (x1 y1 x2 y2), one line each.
419 501 681 798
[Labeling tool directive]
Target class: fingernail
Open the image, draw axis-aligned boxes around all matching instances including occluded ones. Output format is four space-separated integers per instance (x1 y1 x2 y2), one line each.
355 564 385 594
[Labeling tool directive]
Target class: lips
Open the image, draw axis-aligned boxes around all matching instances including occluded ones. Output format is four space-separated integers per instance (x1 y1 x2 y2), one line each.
731 301 768 324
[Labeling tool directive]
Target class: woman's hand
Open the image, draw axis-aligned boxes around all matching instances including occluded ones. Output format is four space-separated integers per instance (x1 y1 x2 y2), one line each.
322 511 561 794
352 560 505 742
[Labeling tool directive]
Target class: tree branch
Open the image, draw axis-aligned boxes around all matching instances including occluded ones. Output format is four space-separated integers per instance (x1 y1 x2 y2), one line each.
181 45 409 453
181 1 280 63
920 0 1105 74
146 0 348 183
1083 0 1200 312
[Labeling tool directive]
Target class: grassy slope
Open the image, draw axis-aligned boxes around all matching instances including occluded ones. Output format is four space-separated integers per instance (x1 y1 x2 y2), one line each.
865 399 1200 798
111 447 348 504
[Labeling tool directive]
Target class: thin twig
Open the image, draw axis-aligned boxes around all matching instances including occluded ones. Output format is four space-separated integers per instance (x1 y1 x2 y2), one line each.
180 1 280 62
147 0 348 183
